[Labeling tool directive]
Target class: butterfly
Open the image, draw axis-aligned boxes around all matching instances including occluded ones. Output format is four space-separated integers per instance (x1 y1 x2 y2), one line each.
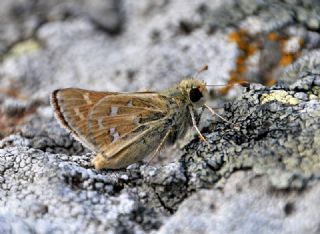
51 68 232 169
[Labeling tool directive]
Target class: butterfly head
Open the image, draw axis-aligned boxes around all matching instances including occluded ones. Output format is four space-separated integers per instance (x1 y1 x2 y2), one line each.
179 79 208 107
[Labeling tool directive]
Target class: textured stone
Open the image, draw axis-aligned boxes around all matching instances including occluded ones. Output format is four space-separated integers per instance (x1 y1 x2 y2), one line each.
158 171 320 234
0 0 320 233
182 72 320 191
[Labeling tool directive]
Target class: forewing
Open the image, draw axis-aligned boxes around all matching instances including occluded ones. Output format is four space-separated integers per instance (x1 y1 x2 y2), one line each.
51 88 117 150
87 93 169 154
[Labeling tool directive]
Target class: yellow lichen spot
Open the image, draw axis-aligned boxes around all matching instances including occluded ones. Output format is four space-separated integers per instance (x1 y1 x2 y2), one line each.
260 90 300 105
6 39 41 58
311 86 320 98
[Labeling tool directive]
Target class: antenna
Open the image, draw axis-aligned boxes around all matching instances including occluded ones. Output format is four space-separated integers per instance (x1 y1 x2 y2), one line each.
206 81 250 88
194 64 208 79
193 64 250 89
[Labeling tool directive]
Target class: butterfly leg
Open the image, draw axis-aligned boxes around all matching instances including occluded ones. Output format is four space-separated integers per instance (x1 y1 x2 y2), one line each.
204 104 233 125
146 128 172 166
188 106 210 146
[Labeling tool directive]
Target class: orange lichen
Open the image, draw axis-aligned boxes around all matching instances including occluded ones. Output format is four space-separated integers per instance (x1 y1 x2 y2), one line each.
0 85 28 100
299 38 304 46
223 30 304 95
222 30 259 94
229 31 243 43
279 54 295 66
278 37 304 67
267 32 279 41
0 87 36 139
0 107 37 139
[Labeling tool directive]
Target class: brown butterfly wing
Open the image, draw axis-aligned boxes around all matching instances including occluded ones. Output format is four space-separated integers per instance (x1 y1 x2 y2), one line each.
51 89 170 161
87 93 169 154
51 88 117 151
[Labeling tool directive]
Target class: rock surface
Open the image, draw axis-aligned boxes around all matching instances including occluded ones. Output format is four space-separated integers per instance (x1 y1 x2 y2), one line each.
0 0 320 233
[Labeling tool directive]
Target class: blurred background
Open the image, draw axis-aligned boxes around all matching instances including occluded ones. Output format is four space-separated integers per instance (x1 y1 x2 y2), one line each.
1 0 320 139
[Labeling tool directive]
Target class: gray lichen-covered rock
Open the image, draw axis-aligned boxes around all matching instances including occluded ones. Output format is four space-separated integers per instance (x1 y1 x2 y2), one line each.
182 70 320 192
1 0 320 233
0 147 162 233
158 171 320 234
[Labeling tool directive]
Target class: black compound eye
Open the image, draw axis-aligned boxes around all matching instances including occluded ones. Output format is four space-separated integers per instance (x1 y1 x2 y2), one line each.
189 88 203 102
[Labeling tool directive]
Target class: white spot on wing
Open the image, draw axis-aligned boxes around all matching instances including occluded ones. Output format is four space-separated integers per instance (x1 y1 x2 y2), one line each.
74 108 84 119
133 116 140 125
113 132 120 141
109 127 120 142
98 118 104 130
83 93 92 105
127 100 133 107
111 106 118 116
